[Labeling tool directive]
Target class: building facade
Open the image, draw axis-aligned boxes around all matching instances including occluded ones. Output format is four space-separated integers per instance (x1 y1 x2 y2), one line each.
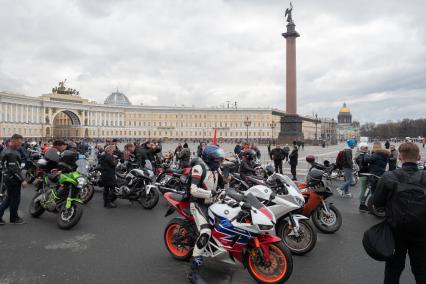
336 103 360 141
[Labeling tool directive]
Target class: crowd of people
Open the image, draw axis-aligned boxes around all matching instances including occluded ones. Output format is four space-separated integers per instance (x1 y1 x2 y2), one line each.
1 133 425 283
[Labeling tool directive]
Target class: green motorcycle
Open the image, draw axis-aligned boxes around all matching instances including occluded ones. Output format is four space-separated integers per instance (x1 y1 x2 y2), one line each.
29 151 85 230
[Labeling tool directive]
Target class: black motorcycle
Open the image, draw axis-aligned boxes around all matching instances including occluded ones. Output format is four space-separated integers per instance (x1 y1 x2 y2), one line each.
24 149 42 184
113 160 160 209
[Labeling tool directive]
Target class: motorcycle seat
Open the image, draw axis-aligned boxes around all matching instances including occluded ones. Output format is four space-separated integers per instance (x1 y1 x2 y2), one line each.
169 193 186 202
246 176 266 185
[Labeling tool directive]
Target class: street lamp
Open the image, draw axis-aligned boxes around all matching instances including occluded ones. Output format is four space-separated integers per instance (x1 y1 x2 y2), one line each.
244 116 251 142
269 121 277 144
314 113 319 143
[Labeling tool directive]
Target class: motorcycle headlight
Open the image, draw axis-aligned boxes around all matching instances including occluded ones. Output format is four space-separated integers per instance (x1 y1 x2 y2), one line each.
77 177 87 187
258 224 274 231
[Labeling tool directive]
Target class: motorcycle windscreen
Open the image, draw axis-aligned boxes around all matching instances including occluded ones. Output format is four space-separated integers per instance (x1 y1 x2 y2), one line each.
76 159 89 176
246 193 274 220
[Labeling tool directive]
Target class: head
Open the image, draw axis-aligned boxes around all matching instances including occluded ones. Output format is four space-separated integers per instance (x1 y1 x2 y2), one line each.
68 142 78 152
105 145 116 155
112 139 119 146
398 143 420 163
305 154 315 164
201 145 225 170
9 134 24 149
346 138 357 149
124 143 135 153
183 143 188 148
243 149 257 161
53 140 67 152
390 145 395 151
371 142 382 153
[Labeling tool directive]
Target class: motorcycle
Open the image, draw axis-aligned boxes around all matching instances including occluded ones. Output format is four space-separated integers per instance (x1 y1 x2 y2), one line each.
239 174 317 255
359 173 385 218
75 158 95 204
113 160 160 209
295 167 343 234
163 190 293 284
29 153 85 230
24 149 42 184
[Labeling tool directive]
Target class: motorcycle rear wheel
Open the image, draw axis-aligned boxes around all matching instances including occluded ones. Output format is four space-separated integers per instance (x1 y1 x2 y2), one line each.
57 203 83 230
245 241 293 284
367 196 385 218
164 218 194 260
29 192 45 217
277 219 317 255
312 204 342 234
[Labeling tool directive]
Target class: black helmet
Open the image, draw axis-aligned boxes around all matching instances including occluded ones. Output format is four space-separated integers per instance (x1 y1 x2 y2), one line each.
243 149 256 160
265 164 275 176
201 145 225 170
306 154 315 164
61 150 78 166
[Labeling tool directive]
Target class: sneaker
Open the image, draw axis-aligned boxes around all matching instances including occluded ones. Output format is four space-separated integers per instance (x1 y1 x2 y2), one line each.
359 204 369 212
10 217 26 224
335 188 343 196
0 218 5 225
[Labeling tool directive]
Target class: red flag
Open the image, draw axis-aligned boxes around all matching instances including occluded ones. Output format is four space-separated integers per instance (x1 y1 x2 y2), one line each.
213 129 217 145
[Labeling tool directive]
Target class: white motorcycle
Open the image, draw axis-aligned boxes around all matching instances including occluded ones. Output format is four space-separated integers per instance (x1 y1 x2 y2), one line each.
238 173 317 255
163 190 294 284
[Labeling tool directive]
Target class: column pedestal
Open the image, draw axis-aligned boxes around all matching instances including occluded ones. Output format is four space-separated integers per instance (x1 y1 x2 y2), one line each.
277 114 304 144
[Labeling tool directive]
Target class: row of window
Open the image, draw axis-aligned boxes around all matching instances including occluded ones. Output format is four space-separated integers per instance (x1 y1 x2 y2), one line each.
91 130 273 138
88 120 277 128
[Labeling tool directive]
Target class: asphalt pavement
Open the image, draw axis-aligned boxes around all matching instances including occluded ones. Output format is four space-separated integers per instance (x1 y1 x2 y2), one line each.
1 143 423 284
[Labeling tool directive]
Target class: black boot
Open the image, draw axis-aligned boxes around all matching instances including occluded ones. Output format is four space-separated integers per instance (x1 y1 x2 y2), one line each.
188 256 206 284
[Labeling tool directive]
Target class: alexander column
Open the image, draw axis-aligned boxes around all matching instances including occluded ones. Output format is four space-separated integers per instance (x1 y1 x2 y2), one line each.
278 2 304 144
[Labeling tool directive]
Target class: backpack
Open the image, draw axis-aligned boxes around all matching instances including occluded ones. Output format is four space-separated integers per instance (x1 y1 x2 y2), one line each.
335 150 345 169
181 158 207 198
388 170 426 234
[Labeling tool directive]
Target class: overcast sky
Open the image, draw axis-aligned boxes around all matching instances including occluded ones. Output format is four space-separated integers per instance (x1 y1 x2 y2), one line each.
0 0 425 123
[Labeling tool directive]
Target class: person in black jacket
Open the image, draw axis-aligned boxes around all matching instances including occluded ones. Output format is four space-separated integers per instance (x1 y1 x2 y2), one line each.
100 145 118 208
364 142 389 198
239 149 257 180
0 134 27 225
289 145 298 180
374 142 426 284
270 145 285 174
177 143 191 168
355 144 370 212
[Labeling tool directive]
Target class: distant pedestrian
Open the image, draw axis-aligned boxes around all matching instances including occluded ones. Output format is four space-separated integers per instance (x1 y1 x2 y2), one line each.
289 145 298 180
374 142 426 283
177 143 191 168
283 144 290 162
388 145 398 171
0 134 27 225
100 145 118 208
336 138 357 197
234 143 242 156
385 140 390 150
270 145 285 174
356 144 370 212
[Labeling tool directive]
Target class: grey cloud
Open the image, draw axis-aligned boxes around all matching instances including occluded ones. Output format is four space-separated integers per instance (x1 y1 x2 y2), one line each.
0 0 425 123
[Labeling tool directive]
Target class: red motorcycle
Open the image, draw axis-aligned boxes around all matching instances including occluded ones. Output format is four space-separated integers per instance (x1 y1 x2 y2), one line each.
163 190 293 284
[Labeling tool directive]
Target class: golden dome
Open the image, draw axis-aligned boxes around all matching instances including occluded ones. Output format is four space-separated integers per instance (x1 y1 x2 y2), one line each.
339 103 351 113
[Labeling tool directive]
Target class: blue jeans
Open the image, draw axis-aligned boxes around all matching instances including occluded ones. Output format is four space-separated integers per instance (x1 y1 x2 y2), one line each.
341 168 353 194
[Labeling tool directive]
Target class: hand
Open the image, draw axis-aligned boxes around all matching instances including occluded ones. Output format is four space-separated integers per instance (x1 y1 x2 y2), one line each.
21 181 27 188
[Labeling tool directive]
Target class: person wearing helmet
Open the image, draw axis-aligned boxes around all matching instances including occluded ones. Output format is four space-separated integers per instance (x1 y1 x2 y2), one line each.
337 138 357 197
239 149 257 181
188 145 225 283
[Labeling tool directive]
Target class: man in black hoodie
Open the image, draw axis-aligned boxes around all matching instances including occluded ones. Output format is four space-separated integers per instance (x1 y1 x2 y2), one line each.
374 143 426 283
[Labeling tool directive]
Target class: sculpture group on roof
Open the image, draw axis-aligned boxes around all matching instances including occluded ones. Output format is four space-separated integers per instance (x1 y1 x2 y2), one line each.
52 79 80 96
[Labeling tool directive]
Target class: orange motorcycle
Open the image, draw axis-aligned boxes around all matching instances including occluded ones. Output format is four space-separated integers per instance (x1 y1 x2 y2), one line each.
295 166 342 234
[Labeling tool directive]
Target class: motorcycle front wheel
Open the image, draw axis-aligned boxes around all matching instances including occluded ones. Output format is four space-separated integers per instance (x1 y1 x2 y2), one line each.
140 187 160 209
164 218 194 260
245 241 293 284
29 192 46 217
57 203 83 230
80 184 95 204
277 219 317 255
312 204 342 234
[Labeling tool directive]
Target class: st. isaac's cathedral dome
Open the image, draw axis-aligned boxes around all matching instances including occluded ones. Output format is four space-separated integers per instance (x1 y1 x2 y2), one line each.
337 102 352 124
104 91 132 106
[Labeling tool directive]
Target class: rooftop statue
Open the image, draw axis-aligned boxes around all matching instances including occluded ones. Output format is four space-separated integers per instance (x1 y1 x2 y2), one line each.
52 79 80 96
285 2 293 23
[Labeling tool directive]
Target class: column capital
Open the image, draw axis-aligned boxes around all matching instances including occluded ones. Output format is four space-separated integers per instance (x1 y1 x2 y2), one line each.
282 22 300 38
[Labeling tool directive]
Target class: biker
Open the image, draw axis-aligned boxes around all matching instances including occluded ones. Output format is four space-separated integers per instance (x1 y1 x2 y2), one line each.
45 140 67 175
363 142 389 195
239 149 257 181
189 144 225 284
